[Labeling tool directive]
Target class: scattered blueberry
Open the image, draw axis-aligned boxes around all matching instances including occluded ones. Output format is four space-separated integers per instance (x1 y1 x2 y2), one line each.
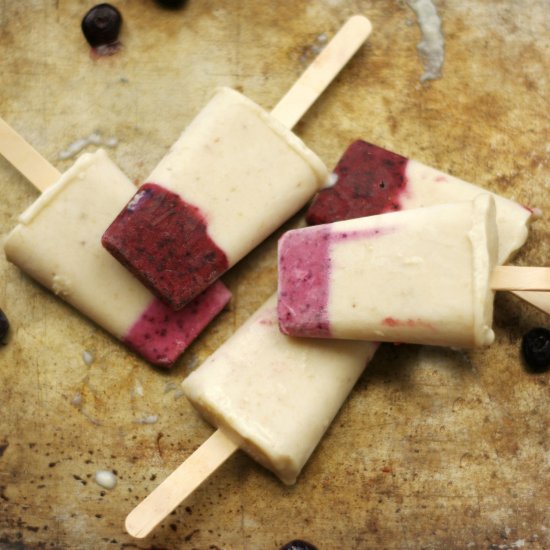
521 327 550 373
155 0 187 8
0 308 9 345
81 4 122 48
280 540 318 550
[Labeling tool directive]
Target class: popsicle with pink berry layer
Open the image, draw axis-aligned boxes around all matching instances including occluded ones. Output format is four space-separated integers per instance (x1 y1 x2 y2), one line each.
279 195 549 345
305 140 547 314
0 120 230 367
101 16 372 311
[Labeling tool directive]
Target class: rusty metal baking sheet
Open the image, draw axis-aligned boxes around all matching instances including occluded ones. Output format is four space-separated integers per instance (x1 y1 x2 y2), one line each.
0 1 549 549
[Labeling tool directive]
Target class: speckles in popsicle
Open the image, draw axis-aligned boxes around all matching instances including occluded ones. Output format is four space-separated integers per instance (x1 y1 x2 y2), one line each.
305 140 409 225
332 225 395 243
382 317 436 331
102 183 229 310
258 316 276 326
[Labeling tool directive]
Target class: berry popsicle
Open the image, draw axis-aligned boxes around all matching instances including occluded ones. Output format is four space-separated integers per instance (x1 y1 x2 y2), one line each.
306 140 533 265
305 140 547 314
0 120 230 367
183 295 375 485
278 196 549 346
102 15 373 310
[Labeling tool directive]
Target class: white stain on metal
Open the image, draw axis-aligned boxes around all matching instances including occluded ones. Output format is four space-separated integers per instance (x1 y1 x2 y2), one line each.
407 0 445 83
95 470 117 490
58 132 118 160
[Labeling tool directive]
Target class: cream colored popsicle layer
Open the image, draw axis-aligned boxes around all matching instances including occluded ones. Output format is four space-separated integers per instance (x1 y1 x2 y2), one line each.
4 150 231 367
279 195 499 348
182 295 376 485
102 87 329 310
400 162 529 264
149 88 328 262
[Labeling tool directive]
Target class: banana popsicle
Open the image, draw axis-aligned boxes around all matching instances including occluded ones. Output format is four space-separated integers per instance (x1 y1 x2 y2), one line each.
183 295 376 484
102 16 373 311
126 300 377 537
278 196 499 347
3 148 231 367
306 140 534 264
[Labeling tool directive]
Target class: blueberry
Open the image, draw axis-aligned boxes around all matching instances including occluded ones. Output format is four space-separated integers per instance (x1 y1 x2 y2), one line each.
0 308 9 345
280 540 318 550
521 327 550 373
155 0 187 8
81 4 122 48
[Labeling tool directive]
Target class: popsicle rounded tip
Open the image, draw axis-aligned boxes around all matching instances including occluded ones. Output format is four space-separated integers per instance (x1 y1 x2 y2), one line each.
338 15 373 48
124 513 151 539
346 14 373 34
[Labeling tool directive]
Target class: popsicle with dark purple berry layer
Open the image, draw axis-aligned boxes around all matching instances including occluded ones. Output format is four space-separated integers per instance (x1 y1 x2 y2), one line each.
306 140 534 265
2 145 231 367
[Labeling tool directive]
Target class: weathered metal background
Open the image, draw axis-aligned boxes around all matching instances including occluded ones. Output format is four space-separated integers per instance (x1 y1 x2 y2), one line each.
0 1 548 548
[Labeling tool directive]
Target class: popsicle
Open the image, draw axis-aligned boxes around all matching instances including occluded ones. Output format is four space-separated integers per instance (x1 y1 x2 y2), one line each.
305 140 549 314
278 196 549 345
102 15 373 310
0 120 231 367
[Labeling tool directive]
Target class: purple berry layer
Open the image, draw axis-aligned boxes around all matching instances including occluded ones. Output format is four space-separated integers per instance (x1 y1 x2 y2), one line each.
102 183 229 310
305 140 408 225
278 225 332 338
278 224 393 338
124 280 231 367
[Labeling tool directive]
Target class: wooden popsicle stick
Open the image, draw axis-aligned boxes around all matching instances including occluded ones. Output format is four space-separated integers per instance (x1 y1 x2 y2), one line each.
125 429 238 539
491 266 550 292
270 15 372 129
0 117 60 191
512 291 550 315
